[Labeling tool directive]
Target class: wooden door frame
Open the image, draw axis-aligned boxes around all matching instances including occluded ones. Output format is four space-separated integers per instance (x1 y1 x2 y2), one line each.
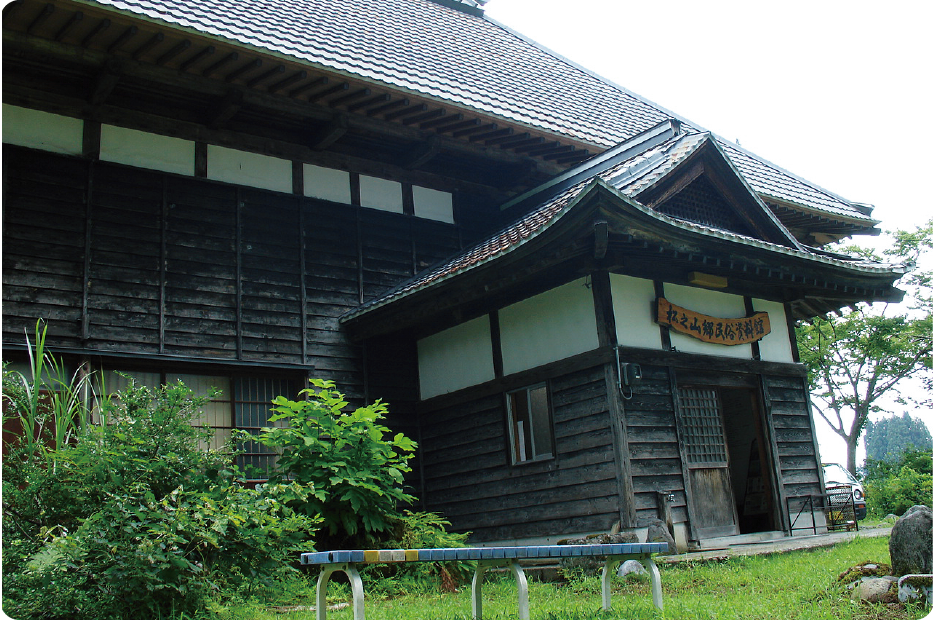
671 368 774 543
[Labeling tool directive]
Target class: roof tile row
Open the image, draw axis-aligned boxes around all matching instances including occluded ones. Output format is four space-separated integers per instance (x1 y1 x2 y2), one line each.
88 0 870 221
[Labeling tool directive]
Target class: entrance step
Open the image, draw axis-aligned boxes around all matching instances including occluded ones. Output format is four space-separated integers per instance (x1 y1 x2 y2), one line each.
696 531 786 550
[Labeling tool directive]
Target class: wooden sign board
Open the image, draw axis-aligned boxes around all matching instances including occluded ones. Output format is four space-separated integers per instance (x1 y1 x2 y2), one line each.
656 298 770 346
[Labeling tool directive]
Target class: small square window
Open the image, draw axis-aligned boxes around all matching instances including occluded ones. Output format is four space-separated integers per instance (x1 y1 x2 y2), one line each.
507 384 554 464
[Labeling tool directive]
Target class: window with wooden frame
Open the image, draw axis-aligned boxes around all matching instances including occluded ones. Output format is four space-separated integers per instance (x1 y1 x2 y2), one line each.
97 369 299 478
506 384 554 464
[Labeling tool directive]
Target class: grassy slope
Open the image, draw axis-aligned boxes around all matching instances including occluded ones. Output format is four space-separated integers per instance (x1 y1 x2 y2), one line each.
208 536 927 620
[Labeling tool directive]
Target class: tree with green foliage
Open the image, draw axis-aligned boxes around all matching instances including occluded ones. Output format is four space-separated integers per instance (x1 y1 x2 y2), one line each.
865 412 933 464
247 378 418 548
796 221 933 475
862 448 933 517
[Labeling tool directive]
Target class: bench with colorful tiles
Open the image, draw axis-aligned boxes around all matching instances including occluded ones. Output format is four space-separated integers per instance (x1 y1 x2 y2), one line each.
301 542 667 620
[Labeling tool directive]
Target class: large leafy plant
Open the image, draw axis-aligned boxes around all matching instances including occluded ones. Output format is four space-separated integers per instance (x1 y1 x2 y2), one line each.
248 379 417 546
2 342 319 619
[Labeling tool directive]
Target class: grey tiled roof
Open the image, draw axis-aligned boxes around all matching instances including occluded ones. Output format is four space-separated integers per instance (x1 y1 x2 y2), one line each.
88 0 872 222
342 132 900 322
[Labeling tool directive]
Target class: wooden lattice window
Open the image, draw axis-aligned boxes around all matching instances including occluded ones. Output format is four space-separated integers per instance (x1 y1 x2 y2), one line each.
678 387 728 465
656 176 754 237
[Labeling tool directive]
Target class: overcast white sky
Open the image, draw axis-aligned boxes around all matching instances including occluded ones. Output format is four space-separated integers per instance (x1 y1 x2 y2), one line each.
485 0 932 466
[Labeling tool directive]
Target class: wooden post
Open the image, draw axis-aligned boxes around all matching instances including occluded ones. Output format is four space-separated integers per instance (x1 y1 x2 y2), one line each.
656 491 674 537
593 270 637 528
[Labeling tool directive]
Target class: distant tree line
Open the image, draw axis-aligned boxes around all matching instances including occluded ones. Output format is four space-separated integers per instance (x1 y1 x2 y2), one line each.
865 412 933 464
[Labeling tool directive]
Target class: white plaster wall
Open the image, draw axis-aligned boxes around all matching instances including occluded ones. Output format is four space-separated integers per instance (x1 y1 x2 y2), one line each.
304 164 351 204
359 175 403 213
413 185 454 223
3 105 83 155
752 299 795 363
418 316 495 400
100 125 194 176
499 278 599 376
664 283 752 359
610 274 662 350
207 145 292 193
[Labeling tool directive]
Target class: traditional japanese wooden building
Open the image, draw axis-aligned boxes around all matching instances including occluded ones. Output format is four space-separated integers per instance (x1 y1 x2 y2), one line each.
2 0 906 548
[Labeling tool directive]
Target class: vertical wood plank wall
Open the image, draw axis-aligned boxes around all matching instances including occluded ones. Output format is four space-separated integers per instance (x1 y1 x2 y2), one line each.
418 364 621 541
1 146 468 404
620 364 689 527
762 374 823 513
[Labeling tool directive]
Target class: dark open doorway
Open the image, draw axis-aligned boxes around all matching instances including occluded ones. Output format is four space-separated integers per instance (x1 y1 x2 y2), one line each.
720 387 776 534
677 379 779 540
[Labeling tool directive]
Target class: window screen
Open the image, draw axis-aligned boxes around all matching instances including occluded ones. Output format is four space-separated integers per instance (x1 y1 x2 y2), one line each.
507 384 554 464
97 368 299 477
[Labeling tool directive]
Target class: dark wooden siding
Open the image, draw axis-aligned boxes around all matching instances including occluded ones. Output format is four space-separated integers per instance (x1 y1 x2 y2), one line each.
87 164 164 353
2 146 89 346
763 374 822 499
2 147 467 408
620 364 688 527
418 364 620 542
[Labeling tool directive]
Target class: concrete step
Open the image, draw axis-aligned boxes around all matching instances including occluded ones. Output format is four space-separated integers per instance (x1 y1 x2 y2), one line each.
696 531 787 550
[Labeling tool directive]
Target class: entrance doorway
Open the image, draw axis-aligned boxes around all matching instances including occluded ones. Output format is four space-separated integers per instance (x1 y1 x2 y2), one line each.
677 384 777 540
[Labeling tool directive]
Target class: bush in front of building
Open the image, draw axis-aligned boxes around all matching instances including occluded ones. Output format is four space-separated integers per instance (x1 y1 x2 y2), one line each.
245 378 418 549
2 353 318 619
862 448 933 518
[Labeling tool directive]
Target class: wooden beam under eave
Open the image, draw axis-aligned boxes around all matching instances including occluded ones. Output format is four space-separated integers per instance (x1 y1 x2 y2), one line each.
208 88 244 129
89 58 122 105
2 29 570 175
404 137 440 169
310 113 349 150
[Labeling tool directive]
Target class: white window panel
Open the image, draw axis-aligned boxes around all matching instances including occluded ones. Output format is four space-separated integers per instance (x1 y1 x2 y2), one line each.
359 175 403 213
413 185 454 223
3 104 83 155
100 125 194 176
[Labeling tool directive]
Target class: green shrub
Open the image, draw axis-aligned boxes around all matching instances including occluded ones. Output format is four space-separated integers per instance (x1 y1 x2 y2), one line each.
246 379 417 547
863 448 933 517
13 481 317 619
3 357 319 619
363 510 473 596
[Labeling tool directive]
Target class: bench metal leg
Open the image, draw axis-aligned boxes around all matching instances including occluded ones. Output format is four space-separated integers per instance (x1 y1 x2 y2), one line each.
316 562 365 620
471 562 488 620
600 558 617 611
601 554 664 612
640 556 664 611
471 559 530 620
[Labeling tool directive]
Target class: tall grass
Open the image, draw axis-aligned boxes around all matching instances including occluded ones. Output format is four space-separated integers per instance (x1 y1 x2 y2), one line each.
2 321 107 467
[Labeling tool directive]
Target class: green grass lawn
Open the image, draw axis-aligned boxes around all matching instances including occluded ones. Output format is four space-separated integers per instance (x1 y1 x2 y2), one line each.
205 536 927 620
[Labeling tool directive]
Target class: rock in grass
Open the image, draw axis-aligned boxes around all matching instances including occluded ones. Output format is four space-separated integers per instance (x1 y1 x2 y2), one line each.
837 561 891 583
645 519 676 555
558 532 638 576
617 559 646 578
889 505 933 576
851 576 898 603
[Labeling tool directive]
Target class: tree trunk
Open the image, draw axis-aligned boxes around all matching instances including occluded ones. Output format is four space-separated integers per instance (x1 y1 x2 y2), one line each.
846 437 859 475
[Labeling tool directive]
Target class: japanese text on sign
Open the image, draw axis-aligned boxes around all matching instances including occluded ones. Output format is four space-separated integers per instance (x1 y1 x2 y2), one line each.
655 298 771 346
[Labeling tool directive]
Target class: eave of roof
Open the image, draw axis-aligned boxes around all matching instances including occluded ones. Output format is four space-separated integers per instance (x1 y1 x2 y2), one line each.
67 0 876 227
341 178 905 325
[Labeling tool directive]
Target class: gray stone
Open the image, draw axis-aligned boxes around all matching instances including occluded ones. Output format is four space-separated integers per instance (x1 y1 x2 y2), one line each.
645 519 676 555
851 576 897 603
617 559 647 578
889 505 933 576
558 532 639 576
898 575 933 607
